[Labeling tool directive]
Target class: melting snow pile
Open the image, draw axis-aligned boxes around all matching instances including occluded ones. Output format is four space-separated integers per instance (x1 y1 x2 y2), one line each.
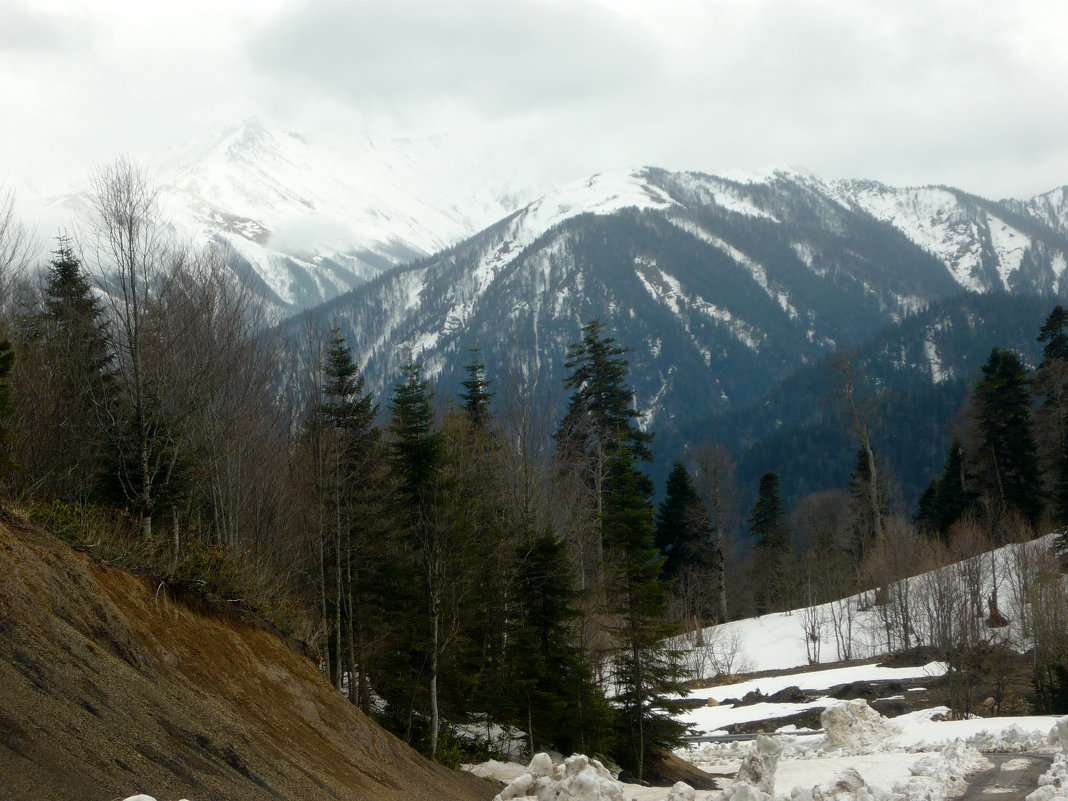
823 700 900 753
664 781 698 801
1028 717 1068 801
788 742 987 801
900 741 990 800
493 753 624 801
790 767 881 801
725 736 783 801
965 724 1053 753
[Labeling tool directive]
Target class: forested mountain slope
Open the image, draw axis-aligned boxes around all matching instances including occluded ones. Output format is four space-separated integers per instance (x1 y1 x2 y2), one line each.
289 168 1068 425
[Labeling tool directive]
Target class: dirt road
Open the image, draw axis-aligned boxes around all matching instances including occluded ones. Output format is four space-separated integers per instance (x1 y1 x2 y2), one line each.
959 753 1053 801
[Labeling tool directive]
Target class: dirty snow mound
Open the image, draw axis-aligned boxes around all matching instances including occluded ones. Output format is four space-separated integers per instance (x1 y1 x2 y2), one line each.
967 725 1052 753
1028 717 1068 801
493 753 623 801
790 767 883 801
905 741 989 799
822 700 899 752
737 735 784 792
726 736 783 801
664 781 697 801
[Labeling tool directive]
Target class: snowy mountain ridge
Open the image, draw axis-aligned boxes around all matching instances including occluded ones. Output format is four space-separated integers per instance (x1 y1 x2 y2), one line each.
38 118 544 316
290 165 1068 499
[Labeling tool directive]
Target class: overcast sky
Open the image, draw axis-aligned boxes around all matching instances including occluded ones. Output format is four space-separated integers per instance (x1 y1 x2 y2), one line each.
3 0 1068 200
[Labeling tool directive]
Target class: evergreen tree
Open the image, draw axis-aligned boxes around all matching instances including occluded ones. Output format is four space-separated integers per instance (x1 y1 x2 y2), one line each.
389 357 443 498
915 438 972 540
969 347 1042 530
553 319 687 776
603 451 687 780
554 318 653 598
555 318 652 466
507 532 613 756
1035 306 1068 524
655 460 717 580
458 348 493 428
747 472 792 613
387 357 470 760
11 237 115 500
310 331 385 708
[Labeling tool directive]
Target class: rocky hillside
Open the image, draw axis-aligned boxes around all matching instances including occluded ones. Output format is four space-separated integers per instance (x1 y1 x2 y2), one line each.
0 516 492 801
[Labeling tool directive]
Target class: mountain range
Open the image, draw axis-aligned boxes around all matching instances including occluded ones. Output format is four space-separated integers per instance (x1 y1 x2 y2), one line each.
40 121 1068 507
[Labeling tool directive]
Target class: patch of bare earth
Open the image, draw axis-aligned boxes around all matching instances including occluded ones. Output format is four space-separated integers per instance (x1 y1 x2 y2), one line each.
0 519 494 801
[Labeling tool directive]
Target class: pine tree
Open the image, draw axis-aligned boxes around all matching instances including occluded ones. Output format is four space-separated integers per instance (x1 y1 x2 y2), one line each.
915 438 972 540
458 348 493 429
748 472 792 613
603 451 687 780
12 237 115 500
389 357 442 499
554 318 653 597
970 347 1042 531
655 460 717 580
554 319 686 777
555 318 652 466
507 532 613 756
1035 306 1068 525
387 356 462 760
310 330 385 707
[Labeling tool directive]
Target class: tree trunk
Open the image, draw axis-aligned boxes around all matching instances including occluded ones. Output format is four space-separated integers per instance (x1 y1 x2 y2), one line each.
429 609 440 759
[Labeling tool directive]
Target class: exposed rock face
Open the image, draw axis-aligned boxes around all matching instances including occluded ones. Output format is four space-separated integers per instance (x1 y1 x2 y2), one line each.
0 519 492 801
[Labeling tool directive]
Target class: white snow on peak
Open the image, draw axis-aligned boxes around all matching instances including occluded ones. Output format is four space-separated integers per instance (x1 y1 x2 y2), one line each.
663 171 779 220
838 182 1030 292
519 168 677 234
449 168 676 317
156 118 519 256
145 118 537 308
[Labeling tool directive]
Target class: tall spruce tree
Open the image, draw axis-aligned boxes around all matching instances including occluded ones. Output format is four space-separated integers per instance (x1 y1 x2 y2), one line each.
311 330 385 707
970 347 1042 531
655 460 717 580
915 438 972 541
604 450 687 780
507 531 613 756
388 356 474 760
13 237 115 499
555 318 653 596
1035 306 1068 525
458 348 493 429
555 319 686 778
555 318 653 466
748 472 792 613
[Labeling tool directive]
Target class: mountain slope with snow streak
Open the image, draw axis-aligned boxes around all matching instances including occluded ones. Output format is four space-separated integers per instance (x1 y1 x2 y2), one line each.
289 166 1068 437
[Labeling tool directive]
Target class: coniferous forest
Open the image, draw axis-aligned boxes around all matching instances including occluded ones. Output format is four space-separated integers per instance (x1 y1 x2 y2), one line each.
2 159 1068 773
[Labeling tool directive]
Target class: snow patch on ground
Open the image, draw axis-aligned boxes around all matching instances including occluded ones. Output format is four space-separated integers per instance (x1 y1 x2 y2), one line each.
1027 718 1068 801
493 753 624 801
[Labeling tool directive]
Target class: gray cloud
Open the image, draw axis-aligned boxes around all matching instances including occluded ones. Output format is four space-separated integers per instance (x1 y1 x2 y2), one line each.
2 0 1068 200
0 1 89 50
249 0 664 118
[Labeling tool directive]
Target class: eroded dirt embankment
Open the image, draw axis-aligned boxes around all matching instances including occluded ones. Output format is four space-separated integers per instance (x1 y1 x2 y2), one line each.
0 518 493 801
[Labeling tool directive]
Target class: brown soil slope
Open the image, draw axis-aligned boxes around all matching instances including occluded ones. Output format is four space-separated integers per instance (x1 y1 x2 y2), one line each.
0 519 493 801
